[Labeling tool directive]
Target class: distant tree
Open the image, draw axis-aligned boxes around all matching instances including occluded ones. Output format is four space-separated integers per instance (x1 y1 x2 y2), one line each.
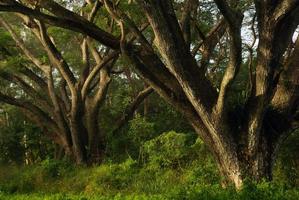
0 0 298 188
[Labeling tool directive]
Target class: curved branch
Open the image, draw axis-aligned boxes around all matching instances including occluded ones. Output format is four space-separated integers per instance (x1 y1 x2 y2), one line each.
0 16 50 73
37 21 77 91
0 0 119 49
0 72 52 113
214 0 243 114
0 92 58 131
81 51 119 99
112 87 154 135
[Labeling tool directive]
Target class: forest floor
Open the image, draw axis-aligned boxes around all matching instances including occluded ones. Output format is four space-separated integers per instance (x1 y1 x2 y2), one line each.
0 159 298 200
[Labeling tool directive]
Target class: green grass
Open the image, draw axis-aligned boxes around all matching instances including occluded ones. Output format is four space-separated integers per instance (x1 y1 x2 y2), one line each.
0 158 298 200
0 193 165 200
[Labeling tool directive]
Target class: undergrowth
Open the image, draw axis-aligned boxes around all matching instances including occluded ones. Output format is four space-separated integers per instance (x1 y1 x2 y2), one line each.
0 131 298 199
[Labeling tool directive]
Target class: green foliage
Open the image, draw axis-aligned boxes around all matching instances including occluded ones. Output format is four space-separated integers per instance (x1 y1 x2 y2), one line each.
146 94 193 134
0 133 298 199
92 158 138 191
142 131 193 168
0 55 28 73
185 161 220 185
0 124 25 164
40 158 73 179
0 28 13 47
0 192 165 200
274 132 299 187
106 113 156 160
0 165 298 200
164 182 299 200
0 106 53 164
128 114 155 145
0 165 35 193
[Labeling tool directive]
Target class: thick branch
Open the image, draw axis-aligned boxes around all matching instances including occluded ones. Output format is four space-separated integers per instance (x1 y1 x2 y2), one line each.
0 72 52 113
112 87 154 134
0 16 49 73
46 66 71 136
196 19 227 72
214 0 242 30
180 0 199 47
81 51 119 99
213 1 243 115
0 92 58 131
272 36 299 116
0 0 119 49
137 0 217 110
37 21 77 91
215 20 243 114
272 0 299 22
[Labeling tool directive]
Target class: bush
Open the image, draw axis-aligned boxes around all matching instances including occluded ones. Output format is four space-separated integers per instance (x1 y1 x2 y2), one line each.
142 131 194 168
273 132 299 187
40 158 72 178
0 166 35 193
76 158 140 195
94 158 138 190
107 114 156 161
128 114 155 146
185 161 220 185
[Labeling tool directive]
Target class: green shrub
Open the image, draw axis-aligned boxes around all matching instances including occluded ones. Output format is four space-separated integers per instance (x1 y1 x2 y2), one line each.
40 158 72 178
142 131 194 168
0 166 35 193
185 161 219 185
108 114 156 161
273 132 299 187
96 158 138 190
128 114 155 153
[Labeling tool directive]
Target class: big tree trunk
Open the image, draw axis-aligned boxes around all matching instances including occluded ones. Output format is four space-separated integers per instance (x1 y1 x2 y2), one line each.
191 114 287 188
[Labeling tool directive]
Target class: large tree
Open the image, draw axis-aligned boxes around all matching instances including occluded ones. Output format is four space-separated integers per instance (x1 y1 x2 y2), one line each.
0 0 298 188
0 1 152 164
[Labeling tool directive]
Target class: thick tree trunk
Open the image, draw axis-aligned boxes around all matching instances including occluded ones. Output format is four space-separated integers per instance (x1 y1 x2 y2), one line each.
69 125 85 164
86 108 106 164
69 91 88 164
247 134 275 181
84 69 111 164
215 142 274 188
191 118 278 189
219 149 273 188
